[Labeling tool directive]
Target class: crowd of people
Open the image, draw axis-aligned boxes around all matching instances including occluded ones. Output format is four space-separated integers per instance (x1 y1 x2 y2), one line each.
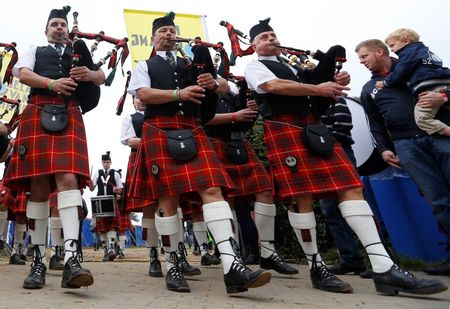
0 6 448 302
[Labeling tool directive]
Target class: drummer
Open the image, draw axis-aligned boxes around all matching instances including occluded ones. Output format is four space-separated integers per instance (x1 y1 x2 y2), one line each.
89 151 124 261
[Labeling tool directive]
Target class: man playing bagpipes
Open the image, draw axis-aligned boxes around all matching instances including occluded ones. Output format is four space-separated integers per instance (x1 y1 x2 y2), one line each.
4 7 104 289
244 18 447 296
127 12 271 294
204 76 299 276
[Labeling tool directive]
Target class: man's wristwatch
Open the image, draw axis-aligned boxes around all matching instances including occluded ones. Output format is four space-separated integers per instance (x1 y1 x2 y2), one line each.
212 79 219 91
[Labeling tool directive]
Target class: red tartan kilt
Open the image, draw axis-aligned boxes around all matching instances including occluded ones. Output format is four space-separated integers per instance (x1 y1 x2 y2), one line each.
264 114 362 201
12 192 28 214
95 205 132 234
128 115 235 201
4 95 90 192
125 151 156 211
209 138 272 197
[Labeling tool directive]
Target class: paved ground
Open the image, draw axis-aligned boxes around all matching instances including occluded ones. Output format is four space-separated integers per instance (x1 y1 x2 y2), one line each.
0 248 449 309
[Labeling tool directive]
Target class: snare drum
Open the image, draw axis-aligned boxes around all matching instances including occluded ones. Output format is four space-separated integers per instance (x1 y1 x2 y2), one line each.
91 195 117 218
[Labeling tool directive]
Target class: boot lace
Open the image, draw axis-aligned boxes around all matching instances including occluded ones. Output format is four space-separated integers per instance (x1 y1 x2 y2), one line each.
64 239 83 263
217 237 251 273
30 245 45 276
167 251 184 279
310 253 334 280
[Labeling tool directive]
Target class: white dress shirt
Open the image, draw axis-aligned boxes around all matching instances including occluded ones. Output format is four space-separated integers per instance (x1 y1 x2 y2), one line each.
128 50 177 96
120 110 144 145
244 55 297 94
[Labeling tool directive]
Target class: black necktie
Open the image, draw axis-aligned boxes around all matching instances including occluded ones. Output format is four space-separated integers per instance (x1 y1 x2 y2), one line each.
166 51 176 69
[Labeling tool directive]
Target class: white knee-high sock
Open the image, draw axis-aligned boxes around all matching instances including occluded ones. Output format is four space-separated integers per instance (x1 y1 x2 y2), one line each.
203 201 236 274
339 200 393 273
155 213 179 270
27 201 49 259
142 218 159 248
288 211 323 268
118 235 127 250
50 217 64 247
254 202 277 258
12 223 26 255
106 231 117 250
193 221 209 256
58 190 82 263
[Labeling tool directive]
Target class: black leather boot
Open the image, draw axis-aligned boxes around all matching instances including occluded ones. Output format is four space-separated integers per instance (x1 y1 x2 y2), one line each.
18 244 27 262
309 254 353 293
61 240 94 289
166 252 190 292
260 253 299 275
49 253 64 270
177 242 201 276
149 247 163 277
23 245 46 289
220 238 271 294
9 253 26 265
200 243 220 266
117 249 125 259
373 264 448 295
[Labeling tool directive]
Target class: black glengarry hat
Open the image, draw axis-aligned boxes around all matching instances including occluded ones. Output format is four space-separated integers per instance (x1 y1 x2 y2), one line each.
249 18 273 42
102 151 111 161
46 6 71 29
152 11 175 35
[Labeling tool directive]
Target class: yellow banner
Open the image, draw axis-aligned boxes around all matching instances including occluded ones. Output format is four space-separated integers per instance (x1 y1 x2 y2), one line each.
0 53 28 121
123 9 206 67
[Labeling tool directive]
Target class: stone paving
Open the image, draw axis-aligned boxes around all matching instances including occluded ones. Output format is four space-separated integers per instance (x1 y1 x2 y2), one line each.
0 248 449 309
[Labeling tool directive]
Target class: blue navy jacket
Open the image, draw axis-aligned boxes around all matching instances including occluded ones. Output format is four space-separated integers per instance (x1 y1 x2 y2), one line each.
383 42 450 96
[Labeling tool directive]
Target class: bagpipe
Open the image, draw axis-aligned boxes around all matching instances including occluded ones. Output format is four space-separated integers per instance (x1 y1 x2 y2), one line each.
65 10 129 113
0 96 21 161
168 37 221 124
0 42 18 86
220 20 347 115
0 96 21 134
219 21 254 67
277 44 347 115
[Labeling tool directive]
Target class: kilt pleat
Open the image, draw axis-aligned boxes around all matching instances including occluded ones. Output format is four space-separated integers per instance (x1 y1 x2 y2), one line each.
125 151 155 212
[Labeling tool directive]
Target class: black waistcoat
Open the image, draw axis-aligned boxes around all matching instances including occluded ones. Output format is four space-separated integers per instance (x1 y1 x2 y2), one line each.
131 112 144 137
30 45 73 97
254 60 310 118
145 55 197 118
130 112 144 152
97 169 117 196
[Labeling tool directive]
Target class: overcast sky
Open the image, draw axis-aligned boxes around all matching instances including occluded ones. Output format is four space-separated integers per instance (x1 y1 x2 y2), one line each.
2 0 450 206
